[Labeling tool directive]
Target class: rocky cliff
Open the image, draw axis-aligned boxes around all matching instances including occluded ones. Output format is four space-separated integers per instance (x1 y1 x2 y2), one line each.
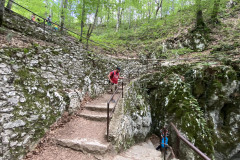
110 60 240 160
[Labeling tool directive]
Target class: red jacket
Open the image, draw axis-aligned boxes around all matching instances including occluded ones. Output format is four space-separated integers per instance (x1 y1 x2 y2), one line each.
110 70 119 84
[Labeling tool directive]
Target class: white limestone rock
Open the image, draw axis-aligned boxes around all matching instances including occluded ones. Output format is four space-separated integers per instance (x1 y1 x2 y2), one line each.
3 120 26 129
56 138 109 155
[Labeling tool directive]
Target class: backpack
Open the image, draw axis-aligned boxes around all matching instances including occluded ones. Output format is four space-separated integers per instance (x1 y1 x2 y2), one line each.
109 71 114 84
110 71 114 79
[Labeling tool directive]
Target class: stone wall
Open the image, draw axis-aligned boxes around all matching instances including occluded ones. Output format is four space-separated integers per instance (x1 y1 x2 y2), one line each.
0 43 144 160
109 78 152 151
3 9 81 47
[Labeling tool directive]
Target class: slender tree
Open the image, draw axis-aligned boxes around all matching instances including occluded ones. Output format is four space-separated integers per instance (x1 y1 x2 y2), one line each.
106 4 110 25
116 0 124 32
80 0 85 42
195 0 205 29
147 1 152 22
86 0 100 48
60 0 68 32
6 0 14 10
0 0 5 27
155 0 163 18
211 0 221 24
172 0 175 13
128 6 131 29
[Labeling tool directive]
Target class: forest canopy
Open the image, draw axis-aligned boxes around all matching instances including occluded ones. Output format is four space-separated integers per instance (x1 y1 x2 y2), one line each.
3 0 231 47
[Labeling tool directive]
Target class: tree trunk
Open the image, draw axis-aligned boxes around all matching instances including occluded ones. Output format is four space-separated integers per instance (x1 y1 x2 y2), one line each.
155 0 163 17
148 1 151 22
172 0 174 13
86 0 100 48
80 0 85 42
128 7 131 29
107 7 110 25
60 0 68 32
0 0 5 27
116 7 120 32
116 0 122 32
160 1 163 18
6 0 13 10
195 0 205 29
211 0 220 24
119 8 124 26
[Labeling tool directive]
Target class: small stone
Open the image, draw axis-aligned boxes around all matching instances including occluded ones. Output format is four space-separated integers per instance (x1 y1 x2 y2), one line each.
19 110 27 116
0 101 8 107
0 67 12 75
23 135 31 145
8 96 20 104
0 63 7 68
41 66 46 70
10 133 18 138
0 107 14 113
30 60 39 66
6 91 16 96
16 52 24 58
28 115 39 121
20 97 26 103
10 141 18 147
3 120 26 129
12 65 20 71
2 135 10 145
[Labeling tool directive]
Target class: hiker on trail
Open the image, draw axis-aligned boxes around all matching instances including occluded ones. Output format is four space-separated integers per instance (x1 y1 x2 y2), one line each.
108 67 124 102
54 24 58 31
46 15 52 26
31 14 35 21
156 128 169 152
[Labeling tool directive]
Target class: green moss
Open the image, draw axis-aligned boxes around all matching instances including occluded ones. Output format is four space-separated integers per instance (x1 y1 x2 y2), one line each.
23 48 29 54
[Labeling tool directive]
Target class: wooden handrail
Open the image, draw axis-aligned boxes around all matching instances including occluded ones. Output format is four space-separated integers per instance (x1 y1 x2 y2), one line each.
170 122 211 160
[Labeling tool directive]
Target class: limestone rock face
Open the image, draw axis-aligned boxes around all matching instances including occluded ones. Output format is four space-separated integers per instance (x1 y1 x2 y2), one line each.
110 62 240 160
109 78 152 151
141 30 209 59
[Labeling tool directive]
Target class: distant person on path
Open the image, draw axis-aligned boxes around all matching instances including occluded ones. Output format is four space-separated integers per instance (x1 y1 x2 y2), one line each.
108 67 124 102
31 14 35 21
54 24 58 31
156 128 169 152
46 15 52 26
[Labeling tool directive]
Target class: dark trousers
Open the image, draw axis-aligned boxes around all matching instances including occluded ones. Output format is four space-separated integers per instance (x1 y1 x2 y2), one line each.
156 145 168 152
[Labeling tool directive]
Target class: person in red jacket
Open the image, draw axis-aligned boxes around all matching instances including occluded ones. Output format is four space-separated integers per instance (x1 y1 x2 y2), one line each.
108 67 124 102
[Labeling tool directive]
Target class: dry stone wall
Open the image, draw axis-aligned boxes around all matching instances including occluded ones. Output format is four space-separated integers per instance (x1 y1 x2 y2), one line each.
3 9 80 47
0 44 144 160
